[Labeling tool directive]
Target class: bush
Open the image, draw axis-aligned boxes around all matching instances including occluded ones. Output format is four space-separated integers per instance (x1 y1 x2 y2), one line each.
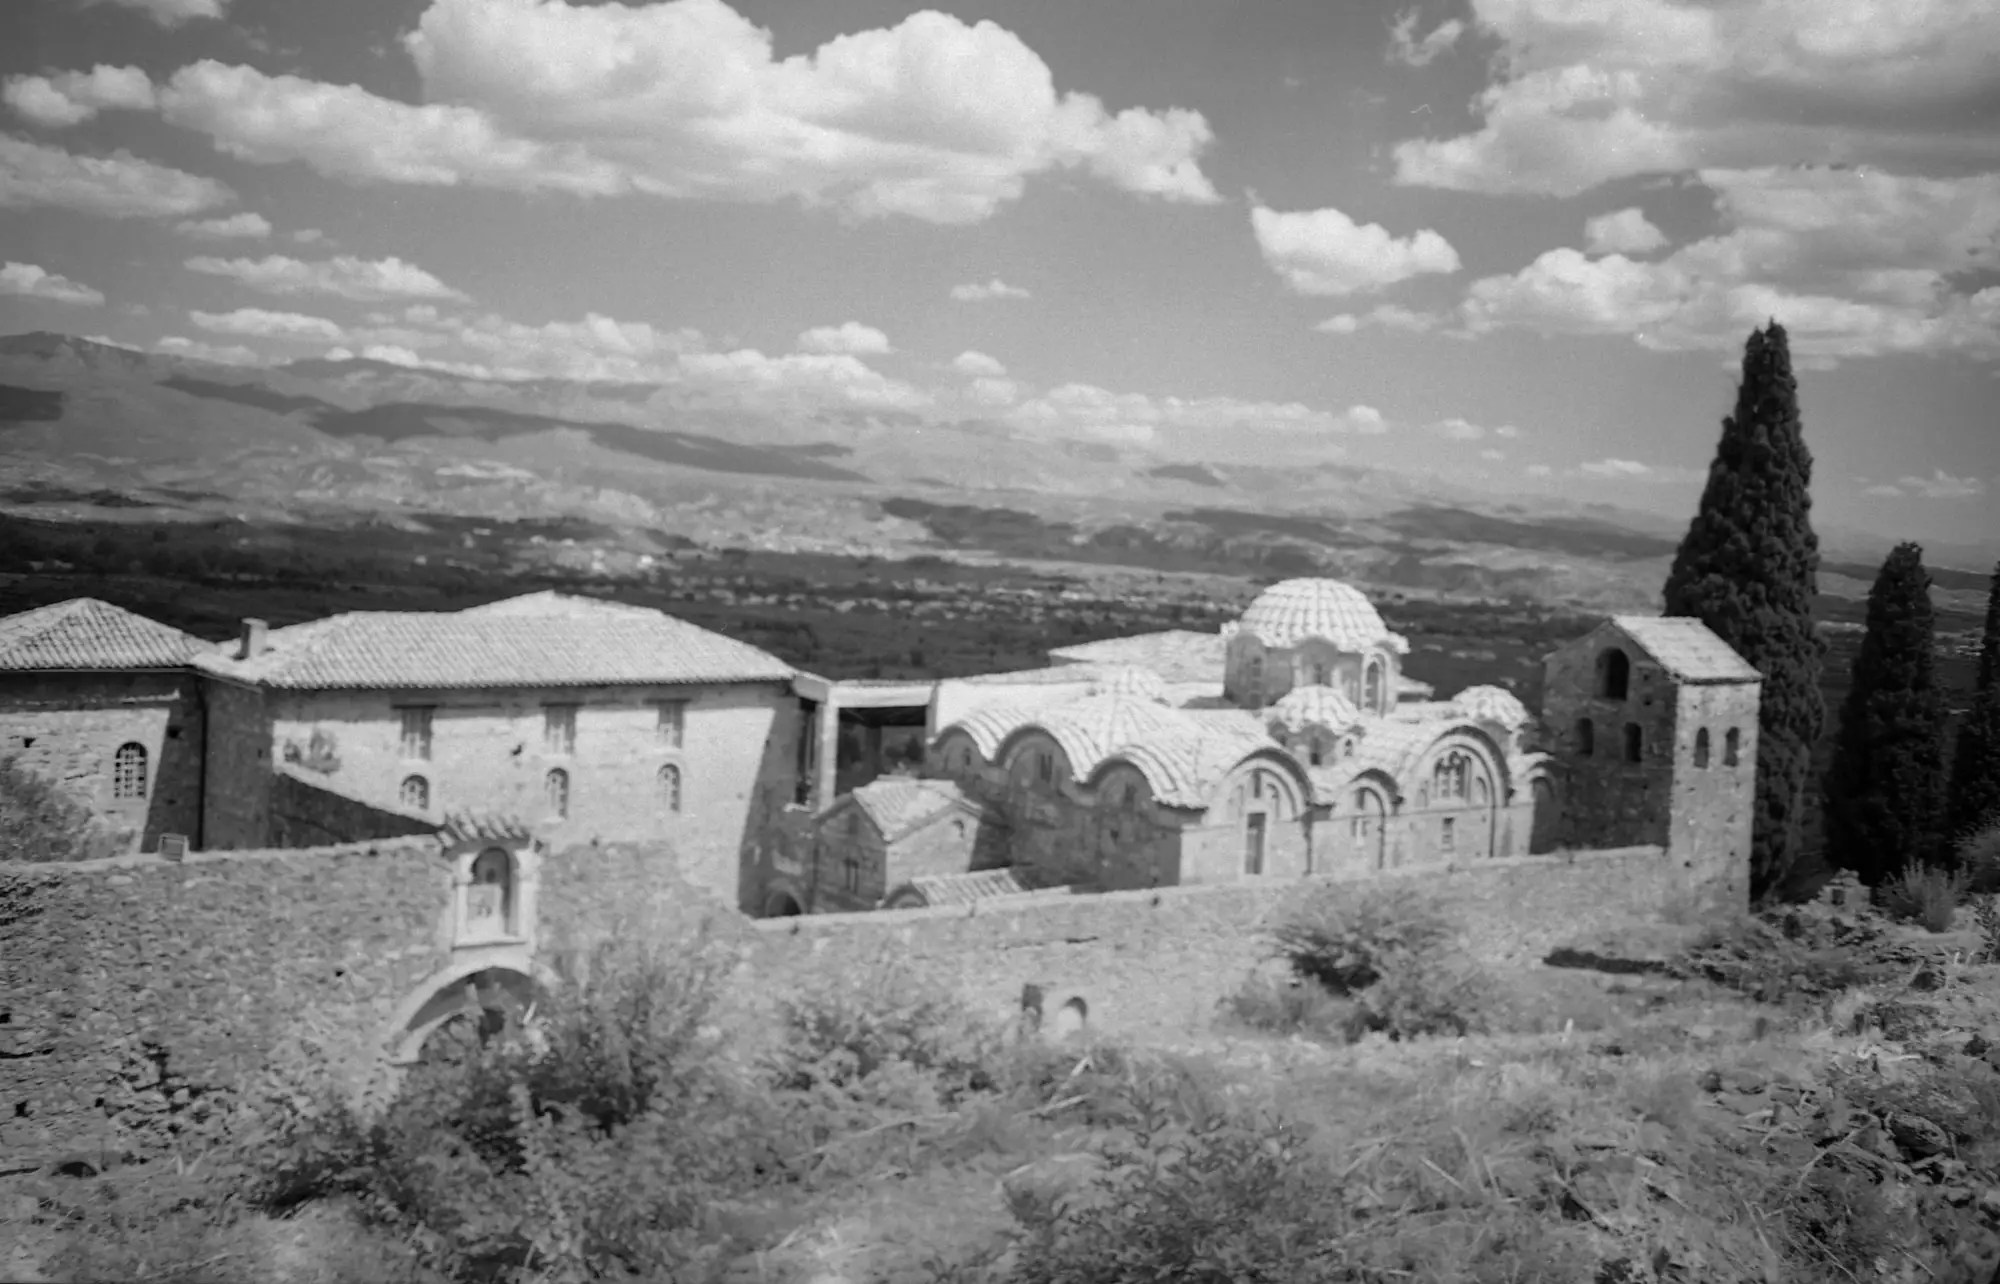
1004 1082 1358 1284
1266 883 1491 1041
1220 971 1354 1042
1269 882 1457 995
0 754 116 862
1956 821 2000 895
1876 863 1968 932
238 923 780 1283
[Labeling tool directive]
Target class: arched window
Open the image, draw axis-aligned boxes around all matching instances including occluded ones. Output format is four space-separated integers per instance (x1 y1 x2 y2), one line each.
468 848 514 936
1364 659 1384 712
400 774 430 810
842 858 861 894
1575 718 1595 756
658 763 681 813
1723 727 1740 766
1311 661 1330 687
1434 751 1471 800
111 742 147 800
1308 736 1325 767
1245 653 1265 707
1693 728 1710 768
1342 737 1356 759
1598 648 1631 700
544 768 570 819
1623 723 1643 763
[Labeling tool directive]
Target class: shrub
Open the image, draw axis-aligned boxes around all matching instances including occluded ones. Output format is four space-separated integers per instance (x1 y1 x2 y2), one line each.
0 754 116 862
1348 951 1494 1042
1956 821 2000 895
1269 882 1458 996
1004 1081 1358 1284
1876 863 1968 932
1219 971 1354 1042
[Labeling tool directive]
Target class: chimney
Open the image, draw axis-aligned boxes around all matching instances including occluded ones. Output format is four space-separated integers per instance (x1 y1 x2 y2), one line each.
238 618 269 660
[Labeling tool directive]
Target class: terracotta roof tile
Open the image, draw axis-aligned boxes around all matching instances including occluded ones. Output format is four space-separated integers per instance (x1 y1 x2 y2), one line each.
1238 579 1409 654
0 598 213 671
888 866 1067 908
845 777 978 842
1047 630 1227 684
1609 616 1763 684
193 593 793 690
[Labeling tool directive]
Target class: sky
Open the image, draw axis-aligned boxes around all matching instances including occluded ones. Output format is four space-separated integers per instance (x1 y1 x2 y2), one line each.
1 0 1996 553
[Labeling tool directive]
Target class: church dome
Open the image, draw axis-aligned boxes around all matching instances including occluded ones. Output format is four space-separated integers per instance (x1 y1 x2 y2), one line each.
1238 578 1393 651
1451 684 1530 729
1268 684 1364 733
1085 665 1170 703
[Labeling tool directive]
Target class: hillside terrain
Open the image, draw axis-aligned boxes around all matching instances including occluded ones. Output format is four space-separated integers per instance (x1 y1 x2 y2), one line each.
5 331 1989 617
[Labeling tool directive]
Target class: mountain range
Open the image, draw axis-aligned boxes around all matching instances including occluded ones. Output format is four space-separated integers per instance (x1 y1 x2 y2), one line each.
1 331 1989 614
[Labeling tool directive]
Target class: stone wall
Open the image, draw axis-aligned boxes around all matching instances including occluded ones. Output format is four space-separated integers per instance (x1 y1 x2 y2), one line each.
1541 632 1679 851
1669 681 1760 914
0 671 205 854
200 677 272 850
744 844 1683 1045
269 767 440 848
262 682 803 911
0 837 710 1169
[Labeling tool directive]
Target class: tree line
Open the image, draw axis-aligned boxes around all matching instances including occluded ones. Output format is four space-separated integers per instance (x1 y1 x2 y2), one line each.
1662 320 1999 900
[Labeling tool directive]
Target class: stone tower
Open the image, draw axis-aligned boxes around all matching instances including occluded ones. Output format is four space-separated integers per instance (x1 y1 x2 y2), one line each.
1540 616 1762 913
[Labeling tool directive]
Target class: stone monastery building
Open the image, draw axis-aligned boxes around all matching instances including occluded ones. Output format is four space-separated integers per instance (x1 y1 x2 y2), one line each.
0 578 1763 917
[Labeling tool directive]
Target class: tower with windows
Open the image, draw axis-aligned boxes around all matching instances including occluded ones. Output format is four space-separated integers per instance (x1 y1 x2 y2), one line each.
1540 616 1762 911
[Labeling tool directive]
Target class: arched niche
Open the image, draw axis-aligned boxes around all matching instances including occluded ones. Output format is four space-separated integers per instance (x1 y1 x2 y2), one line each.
382 957 555 1066
449 838 541 949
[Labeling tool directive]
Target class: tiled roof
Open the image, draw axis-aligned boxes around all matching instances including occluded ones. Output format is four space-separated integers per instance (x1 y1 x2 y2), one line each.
458 591 659 618
0 598 213 671
1083 665 1171 703
1047 630 1228 684
957 663 1124 687
1268 684 1363 734
1237 579 1409 654
1609 616 1763 684
1397 676 1435 699
845 777 977 842
1449 684 1531 728
440 809 535 845
1314 717 1445 794
1113 707 1282 808
886 866 1068 909
193 597 793 690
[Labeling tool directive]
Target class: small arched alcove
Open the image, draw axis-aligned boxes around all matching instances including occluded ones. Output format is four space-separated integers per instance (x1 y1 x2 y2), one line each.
384 959 552 1066
764 889 804 917
1596 648 1631 701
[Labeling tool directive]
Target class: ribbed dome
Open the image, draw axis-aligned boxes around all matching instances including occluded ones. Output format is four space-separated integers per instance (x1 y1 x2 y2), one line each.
1238 578 1391 651
1267 684 1364 733
1085 664 1170 703
1450 684 1530 728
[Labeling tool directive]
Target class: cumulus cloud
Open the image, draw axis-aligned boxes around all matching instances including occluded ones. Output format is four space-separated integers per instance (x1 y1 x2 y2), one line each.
189 307 348 343
1008 383 1385 446
1866 469 1988 500
1458 166 2000 362
292 228 326 244
1584 207 1667 256
154 334 264 364
176 211 271 240
680 348 930 410
1579 458 1653 478
183 253 467 302
136 0 1218 224
0 134 233 218
965 375 1020 406
1388 10 1465 67
1524 463 1554 477
4 65 158 127
951 277 1031 301
1 261 106 306
951 350 1007 376
1251 202 1460 296
797 321 891 356
1392 0 2000 196
1315 303 1446 334
94 0 230 26
1430 416 1518 442
1479 448 1506 461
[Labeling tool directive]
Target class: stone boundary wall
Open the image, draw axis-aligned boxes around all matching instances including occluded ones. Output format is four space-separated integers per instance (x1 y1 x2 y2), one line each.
269 767 439 848
743 845 1682 1044
0 837 704 1171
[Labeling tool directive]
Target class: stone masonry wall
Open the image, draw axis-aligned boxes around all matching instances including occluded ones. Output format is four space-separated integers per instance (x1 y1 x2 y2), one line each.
265 682 803 911
1669 681 1761 916
201 678 272 850
0 837 710 1170
269 767 441 848
744 844 1682 1045
1541 633 1678 851
0 672 205 854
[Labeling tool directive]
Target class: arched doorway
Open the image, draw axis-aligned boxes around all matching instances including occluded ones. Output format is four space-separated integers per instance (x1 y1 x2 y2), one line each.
386 964 545 1067
1351 786 1389 870
764 890 804 917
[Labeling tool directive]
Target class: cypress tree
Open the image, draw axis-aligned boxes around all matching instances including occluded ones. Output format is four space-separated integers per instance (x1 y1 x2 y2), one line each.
1662 321 1827 900
1946 561 2000 839
1823 543 1947 884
